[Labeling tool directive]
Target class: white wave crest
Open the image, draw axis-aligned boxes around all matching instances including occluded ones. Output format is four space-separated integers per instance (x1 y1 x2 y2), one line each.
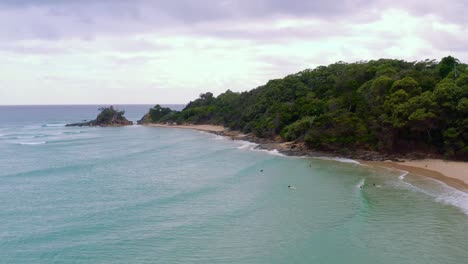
314 156 361 165
254 148 286 157
234 141 284 156
236 141 259 150
403 179 468 215
43 123 66 127
16 134 47 139
19 141 46 145
435 190 468 215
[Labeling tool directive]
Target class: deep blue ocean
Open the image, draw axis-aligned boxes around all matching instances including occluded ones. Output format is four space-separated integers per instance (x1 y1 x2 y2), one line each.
0 105 467 263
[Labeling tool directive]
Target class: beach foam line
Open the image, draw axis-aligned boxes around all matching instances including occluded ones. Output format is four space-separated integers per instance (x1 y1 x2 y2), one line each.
399 171 409 180
435 188 468 215
371 164 412 181
233 140 285 156
313 156 361 165
253 148 286 157
399 177 468 215
236 141 259 150
19 141 46 145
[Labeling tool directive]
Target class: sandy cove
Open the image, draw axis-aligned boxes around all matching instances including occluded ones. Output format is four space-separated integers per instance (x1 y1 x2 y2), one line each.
147 124 468 191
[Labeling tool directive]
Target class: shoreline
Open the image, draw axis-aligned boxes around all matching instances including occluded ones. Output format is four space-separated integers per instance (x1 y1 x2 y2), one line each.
146 123 226 132
362 160 468 191
146 123 468 192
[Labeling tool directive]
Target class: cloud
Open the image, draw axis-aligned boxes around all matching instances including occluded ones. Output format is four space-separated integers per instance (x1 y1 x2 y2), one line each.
0 1 467 104
0 0 378 41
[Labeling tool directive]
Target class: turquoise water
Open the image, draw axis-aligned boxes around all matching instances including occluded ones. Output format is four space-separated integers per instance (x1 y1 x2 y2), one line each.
0 106 467 263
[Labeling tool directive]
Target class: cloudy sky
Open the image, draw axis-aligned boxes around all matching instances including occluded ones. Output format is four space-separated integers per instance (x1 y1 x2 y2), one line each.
1 0 467 105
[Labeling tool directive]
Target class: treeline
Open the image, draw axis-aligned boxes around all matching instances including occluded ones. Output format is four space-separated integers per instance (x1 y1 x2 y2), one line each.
142 57 468 160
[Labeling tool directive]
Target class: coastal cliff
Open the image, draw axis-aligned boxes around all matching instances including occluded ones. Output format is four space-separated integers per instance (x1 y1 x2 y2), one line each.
67 106 133 127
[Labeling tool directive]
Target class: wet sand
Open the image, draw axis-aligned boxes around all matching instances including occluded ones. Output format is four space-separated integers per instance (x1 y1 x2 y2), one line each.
362 160 468 191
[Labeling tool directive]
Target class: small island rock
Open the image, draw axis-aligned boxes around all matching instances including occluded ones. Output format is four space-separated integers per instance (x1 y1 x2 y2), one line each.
66 106 133 127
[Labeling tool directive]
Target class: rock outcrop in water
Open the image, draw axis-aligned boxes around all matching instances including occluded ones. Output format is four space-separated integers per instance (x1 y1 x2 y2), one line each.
66 106 133 127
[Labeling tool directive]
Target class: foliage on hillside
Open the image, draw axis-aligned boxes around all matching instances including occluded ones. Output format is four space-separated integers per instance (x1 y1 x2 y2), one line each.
145 56 468 160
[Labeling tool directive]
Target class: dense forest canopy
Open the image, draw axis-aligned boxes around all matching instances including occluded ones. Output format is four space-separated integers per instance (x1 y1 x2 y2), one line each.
143 57 468 160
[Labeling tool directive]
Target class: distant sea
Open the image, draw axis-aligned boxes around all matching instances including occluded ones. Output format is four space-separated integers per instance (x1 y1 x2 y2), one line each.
0 105 467 264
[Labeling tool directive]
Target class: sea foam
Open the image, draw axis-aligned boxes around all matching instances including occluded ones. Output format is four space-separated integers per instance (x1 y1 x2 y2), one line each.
43 123 67 127
19 141 46 145
313 156 361 165
234 141 285 156
400 178 468 215
254 148 286 157
236 141 259 150
398 171 409 180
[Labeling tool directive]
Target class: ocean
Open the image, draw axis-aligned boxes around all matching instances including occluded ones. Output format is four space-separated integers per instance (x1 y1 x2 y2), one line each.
0 105 467 263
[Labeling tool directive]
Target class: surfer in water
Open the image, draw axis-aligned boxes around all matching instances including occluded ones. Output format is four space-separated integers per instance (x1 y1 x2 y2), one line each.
288 185 296 190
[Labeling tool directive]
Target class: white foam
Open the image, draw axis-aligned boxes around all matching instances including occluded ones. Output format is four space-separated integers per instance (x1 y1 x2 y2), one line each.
43 123 66 127
398 171 409 180
254 148 286 157
236 141 259 150
213 135 225 140
19 141 46 145
314 156 361 165
400 178 468 215
233 140 285 157
16 134 47 139
435 190 468 215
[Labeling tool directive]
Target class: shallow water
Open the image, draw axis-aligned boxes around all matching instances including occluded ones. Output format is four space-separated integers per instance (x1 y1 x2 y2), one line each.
0 106 467 263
